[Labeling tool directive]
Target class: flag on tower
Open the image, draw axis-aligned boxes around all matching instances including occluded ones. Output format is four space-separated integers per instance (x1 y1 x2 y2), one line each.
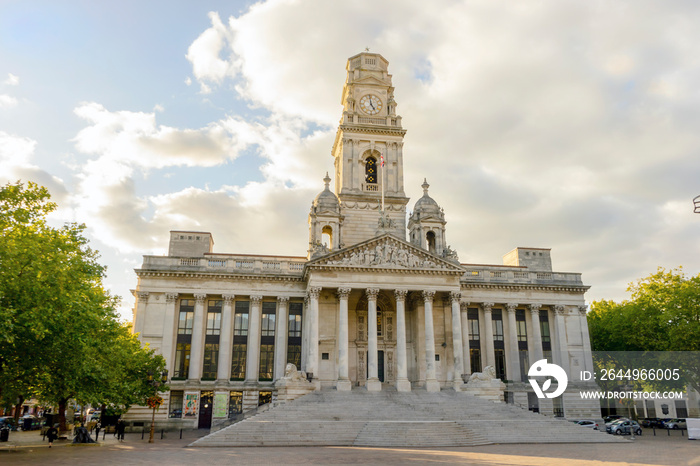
380 153 385 167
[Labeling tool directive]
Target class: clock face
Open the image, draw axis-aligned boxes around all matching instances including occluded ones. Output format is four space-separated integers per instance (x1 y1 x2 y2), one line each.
359 94 382 115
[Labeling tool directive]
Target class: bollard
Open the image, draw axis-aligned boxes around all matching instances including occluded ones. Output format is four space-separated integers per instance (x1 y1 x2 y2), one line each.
142 427 145 440
161 429 164 439
667 427 670 436
653 426 656 436
682 429 684 437
103 429 106 440
180 428 182 440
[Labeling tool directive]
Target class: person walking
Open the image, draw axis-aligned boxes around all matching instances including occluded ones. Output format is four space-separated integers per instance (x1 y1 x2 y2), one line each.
47 424 59 448
94 421 101 441
116 419 125 442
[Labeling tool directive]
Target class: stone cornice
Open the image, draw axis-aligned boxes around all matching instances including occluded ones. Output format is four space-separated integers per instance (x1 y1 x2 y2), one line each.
461 282 590 294
338 125 407 137
135 269 304 283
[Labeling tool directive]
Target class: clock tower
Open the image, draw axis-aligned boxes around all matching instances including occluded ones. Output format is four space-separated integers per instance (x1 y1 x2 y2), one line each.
330 52 409 246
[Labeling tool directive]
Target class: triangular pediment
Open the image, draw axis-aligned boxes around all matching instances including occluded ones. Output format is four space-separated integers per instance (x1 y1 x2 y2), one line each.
353 75 388 87
306 234 464 273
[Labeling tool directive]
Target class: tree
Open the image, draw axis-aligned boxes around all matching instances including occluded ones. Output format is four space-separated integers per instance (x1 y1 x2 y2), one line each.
0 181 165 429
588 267 700 394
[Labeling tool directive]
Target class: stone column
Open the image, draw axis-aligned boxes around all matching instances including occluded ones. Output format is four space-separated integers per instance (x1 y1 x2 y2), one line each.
450 292 465 389
554 305 570 373
366 288 381 391
245 295 262 385
273 296 289 381
423 290 440 392
394 289 411 392
506 303 521 382
336 288 352 391
133 291 150 336
188 293 207 381
528 304 544 364
482 302 496 369
578 305 595 373
460 302 471 377
217 294 235 381
161 293 178 372
307 287 321 382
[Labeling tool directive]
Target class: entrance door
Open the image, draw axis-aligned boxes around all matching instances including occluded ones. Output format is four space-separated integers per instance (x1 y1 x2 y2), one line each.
198 391 213 429
366 351 386 383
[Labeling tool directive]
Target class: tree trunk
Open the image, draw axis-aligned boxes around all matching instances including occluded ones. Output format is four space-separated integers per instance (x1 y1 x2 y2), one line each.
58 398 68 432
13 395 24 422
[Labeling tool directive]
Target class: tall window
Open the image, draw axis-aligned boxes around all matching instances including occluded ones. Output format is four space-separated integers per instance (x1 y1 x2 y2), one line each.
468 308 481 373
540 312 552 363
492 310 506 380
231 301 249 380
365 156 377 184
516 309 529 382
229 391 243 418
377 308 383 337
287 302 303 368
174 300 195 378
202 300 222 379
426 231 436 254
259 302 276 380
169 391 183 418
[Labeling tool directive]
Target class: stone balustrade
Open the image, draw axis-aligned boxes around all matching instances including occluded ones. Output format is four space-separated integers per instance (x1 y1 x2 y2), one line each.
140 254 307 275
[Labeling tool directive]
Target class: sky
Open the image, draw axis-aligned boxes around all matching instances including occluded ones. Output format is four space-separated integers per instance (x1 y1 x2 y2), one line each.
2 0 700 321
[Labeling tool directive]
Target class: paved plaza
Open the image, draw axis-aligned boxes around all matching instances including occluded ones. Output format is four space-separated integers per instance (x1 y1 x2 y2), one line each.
0 428 697 465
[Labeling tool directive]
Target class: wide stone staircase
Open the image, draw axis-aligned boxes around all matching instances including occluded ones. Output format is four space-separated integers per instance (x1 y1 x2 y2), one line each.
191 387 624 447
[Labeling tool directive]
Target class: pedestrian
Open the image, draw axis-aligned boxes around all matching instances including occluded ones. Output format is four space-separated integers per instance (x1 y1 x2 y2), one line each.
94 421 101 441
47 424 59 448
116 419 125 442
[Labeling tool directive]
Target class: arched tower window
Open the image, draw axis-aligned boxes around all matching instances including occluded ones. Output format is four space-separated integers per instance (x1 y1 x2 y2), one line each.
365 156 377 184
426 231 436 254
321 225 333 249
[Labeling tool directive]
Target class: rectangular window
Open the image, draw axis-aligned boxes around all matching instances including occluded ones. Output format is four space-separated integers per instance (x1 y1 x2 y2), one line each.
494 348 506 381
540 318 551 343
377 309 383 337
261 302 276 337
553 397 565 417
492 311 504 342
468 308 480 341
645 400 656 418
234 301 250 336
174 342 191 378
169 391 183 418
259 344 274 381
287 302 303 368
519 349 529 382
230 343 247 380
516 310 527 342
675 400 688 418
202 342 219 379
470 348 482 374
178 299 195 334
229 391 243 418
206 300 222 335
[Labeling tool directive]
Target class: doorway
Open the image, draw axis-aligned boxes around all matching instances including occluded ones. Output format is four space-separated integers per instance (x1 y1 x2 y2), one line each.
198 391 213 429
366 350 385 382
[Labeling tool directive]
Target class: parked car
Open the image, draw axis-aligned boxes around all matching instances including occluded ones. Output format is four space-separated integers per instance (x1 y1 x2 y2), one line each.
665 419 687 430
607 419 642 436
574 419 599 430
0 416 18 431
605 417 629 428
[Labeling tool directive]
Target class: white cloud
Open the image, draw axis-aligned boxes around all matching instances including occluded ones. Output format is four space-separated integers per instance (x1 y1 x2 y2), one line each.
0 95 17 108
3 73 19 86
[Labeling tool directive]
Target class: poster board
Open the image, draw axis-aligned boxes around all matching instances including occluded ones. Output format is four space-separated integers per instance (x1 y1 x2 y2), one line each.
183 391 199 417
687 418 700 440
213 392 229 418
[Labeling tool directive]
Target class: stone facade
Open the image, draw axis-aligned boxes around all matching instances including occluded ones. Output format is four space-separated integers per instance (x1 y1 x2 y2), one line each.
129 52 606 429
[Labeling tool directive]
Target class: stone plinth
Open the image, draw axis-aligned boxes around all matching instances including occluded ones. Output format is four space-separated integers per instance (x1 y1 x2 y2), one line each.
464 366 505 403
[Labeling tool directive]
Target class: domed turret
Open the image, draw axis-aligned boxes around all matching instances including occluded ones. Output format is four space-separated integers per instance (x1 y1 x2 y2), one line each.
312 172 340 215
412 179 443 218
308 173 342 258
408 179 456 261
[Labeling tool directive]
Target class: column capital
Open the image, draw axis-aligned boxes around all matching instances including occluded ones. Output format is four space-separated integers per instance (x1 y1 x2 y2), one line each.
222 294 235 303
365 288 379 300
578 305 588 315
460 301 470 311
194 293 207 304
554 304 566 315
506 303 518 313
482 302 494 312
165 292 178 303
308 287 322 300
250 295 263 303
449 291 461 303
277 296 290 304
528 303 542 314
394 289 408 302
422 290 435 303
337 288 352 300
137 291 150 300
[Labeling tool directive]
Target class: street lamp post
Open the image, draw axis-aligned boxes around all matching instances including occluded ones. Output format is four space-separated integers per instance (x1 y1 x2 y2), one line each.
147 370 168 444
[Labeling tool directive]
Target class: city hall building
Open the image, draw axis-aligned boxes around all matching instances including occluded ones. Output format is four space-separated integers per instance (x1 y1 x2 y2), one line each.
129 52 599 429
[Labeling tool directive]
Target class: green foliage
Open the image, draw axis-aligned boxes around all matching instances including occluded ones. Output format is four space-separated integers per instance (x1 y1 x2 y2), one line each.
0 181 165 422
589 267 700 393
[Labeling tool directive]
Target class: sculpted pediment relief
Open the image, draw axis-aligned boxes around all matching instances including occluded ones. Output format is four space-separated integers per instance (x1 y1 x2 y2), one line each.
308 234 463 272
